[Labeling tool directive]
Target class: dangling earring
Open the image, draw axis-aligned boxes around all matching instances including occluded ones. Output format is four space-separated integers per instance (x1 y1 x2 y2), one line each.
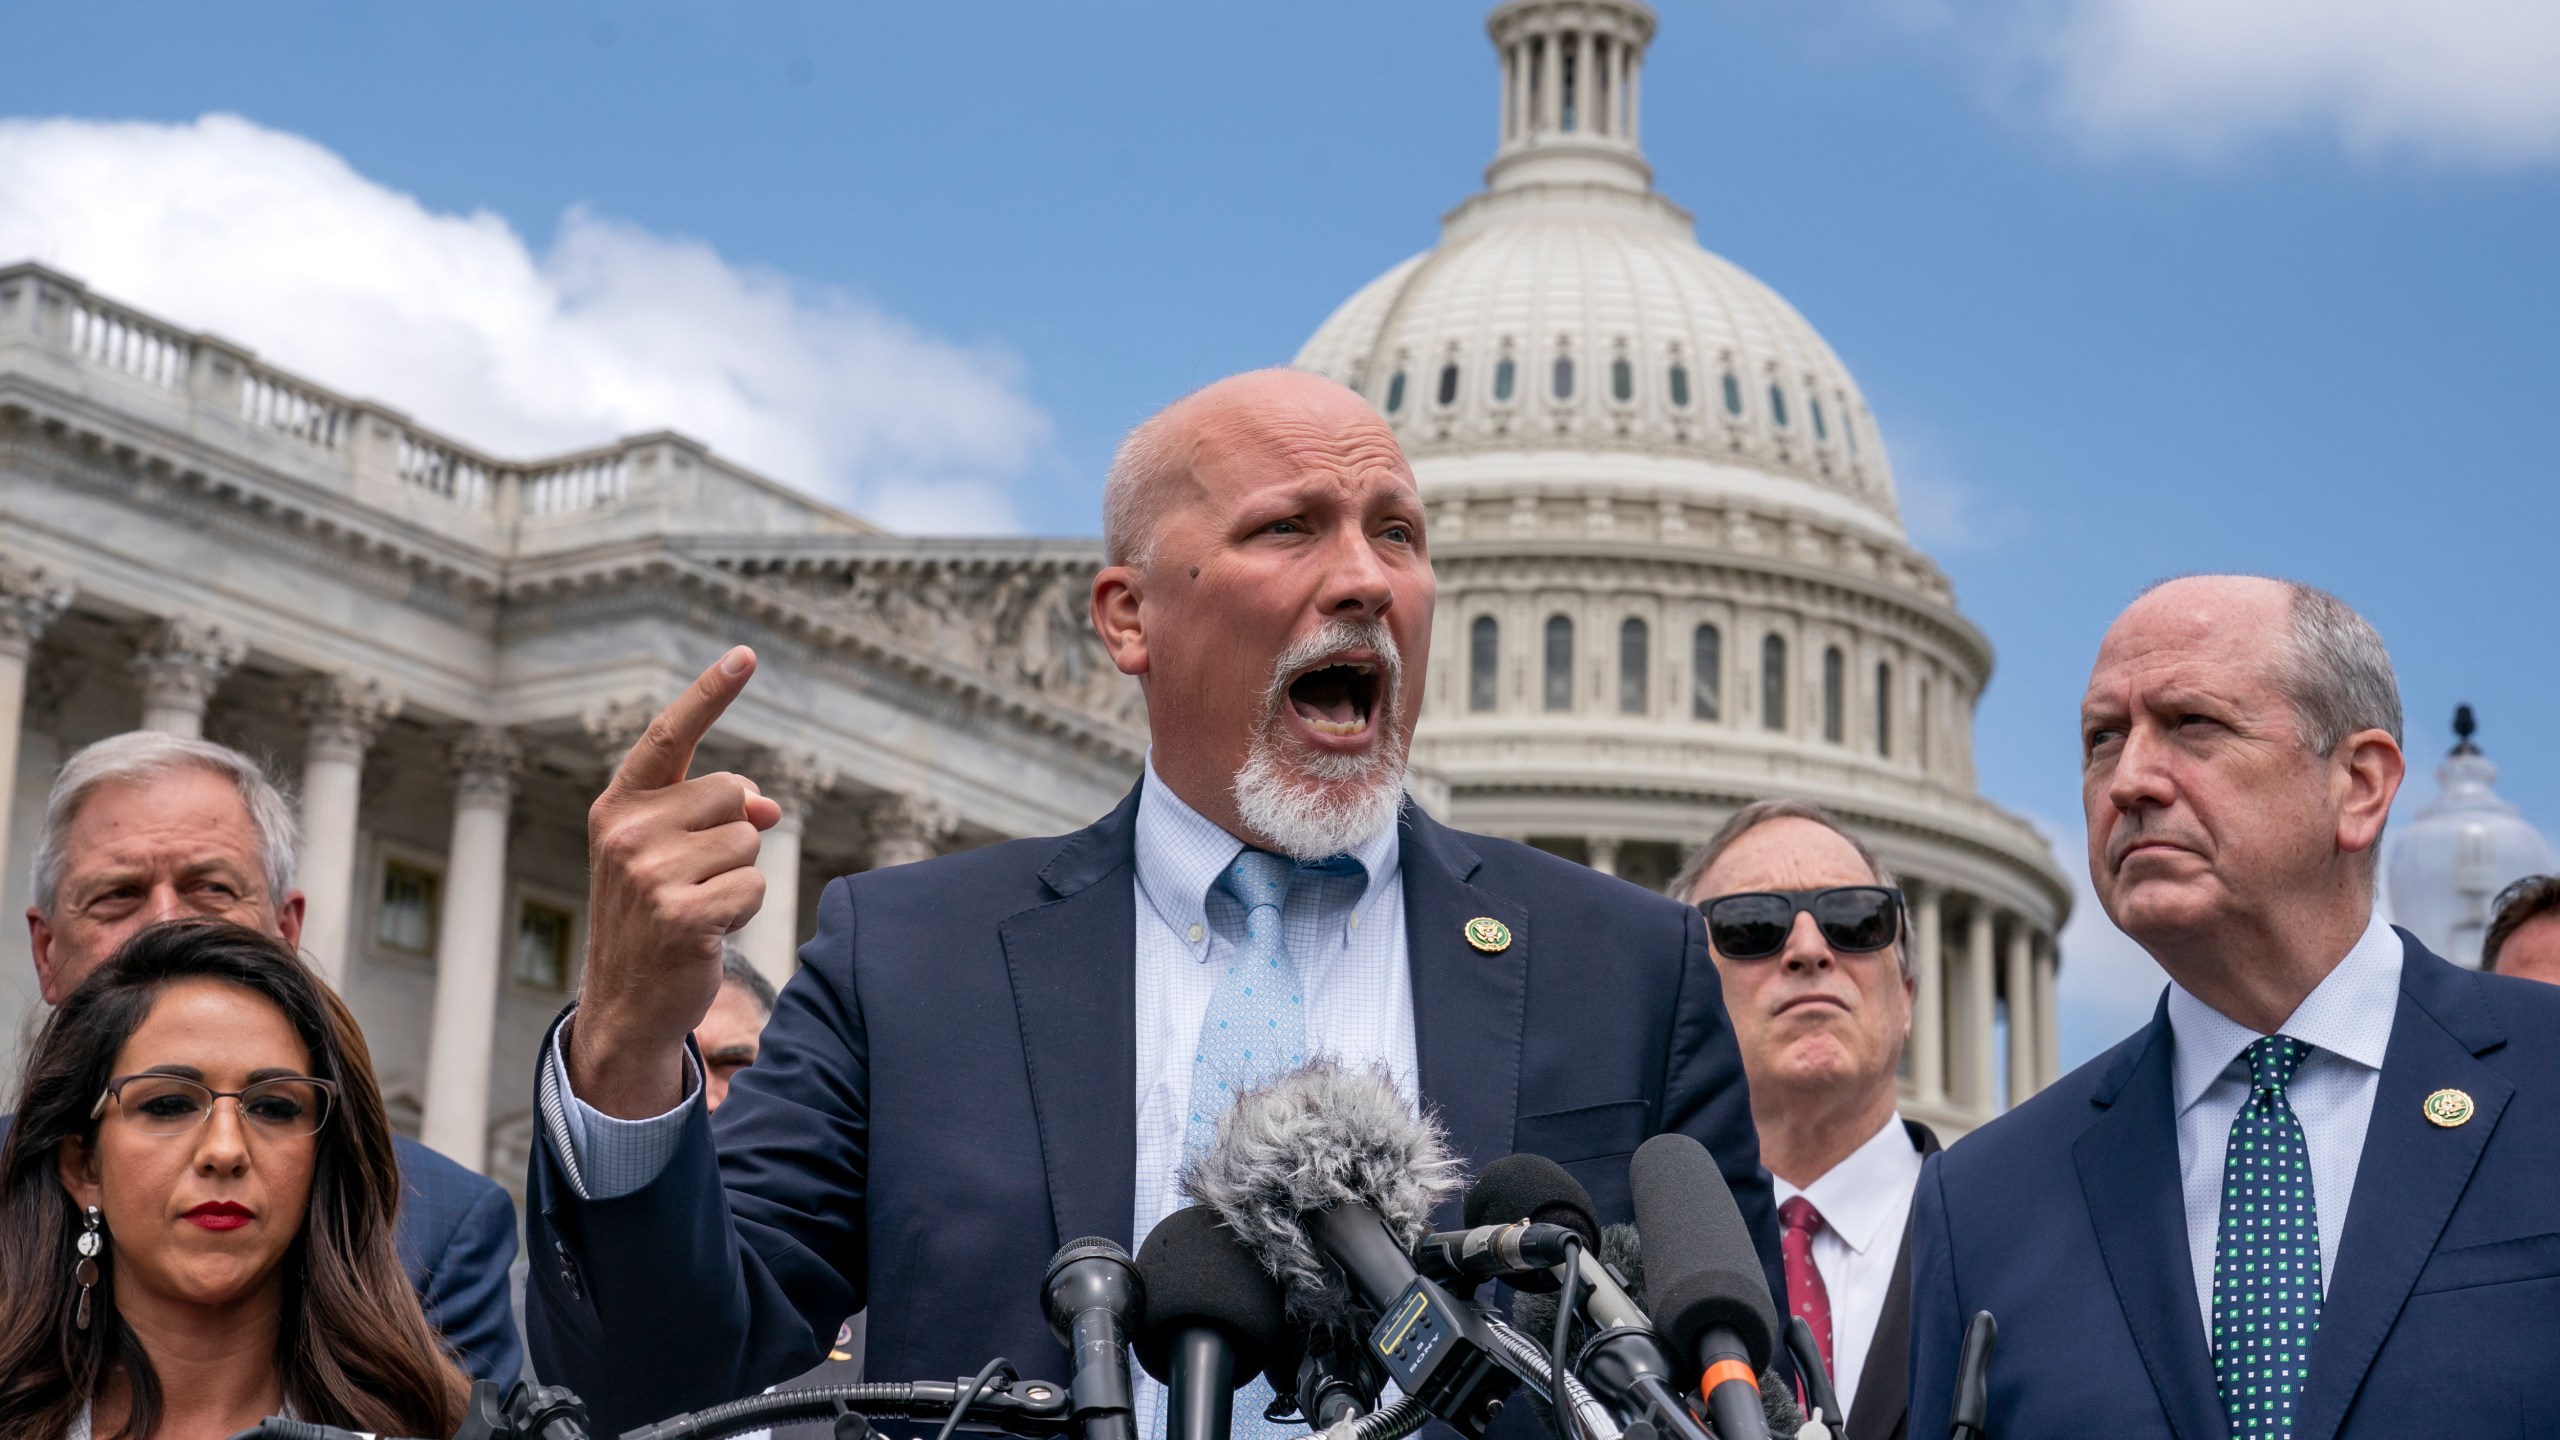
73 1205 102 1330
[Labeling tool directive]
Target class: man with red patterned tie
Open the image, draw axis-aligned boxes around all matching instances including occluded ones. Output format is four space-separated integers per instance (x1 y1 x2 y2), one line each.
1674 799 1939 1440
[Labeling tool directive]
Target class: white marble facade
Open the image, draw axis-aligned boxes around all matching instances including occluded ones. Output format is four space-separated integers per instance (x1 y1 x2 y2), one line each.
0 0 2067 1179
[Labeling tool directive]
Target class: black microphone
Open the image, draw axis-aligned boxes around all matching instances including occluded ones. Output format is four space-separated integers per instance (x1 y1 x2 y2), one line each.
1462 1154 1608 1293
1628 1135 1779 1440
1273 1330 1386 1430
1183 1061 1515 1439
1132 1207 1290 1440
1948 1311 1997 1440
1413 1221 1580 1288
1045 1237 1144 1440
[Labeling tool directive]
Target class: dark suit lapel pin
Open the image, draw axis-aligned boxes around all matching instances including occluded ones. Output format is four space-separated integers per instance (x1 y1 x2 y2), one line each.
1463 916 1512 953
2423 1088 2474 1128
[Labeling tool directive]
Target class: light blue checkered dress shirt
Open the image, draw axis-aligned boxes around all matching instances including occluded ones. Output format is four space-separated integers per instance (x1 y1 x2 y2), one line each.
2167 910 2402 1344
542 760 1420 1438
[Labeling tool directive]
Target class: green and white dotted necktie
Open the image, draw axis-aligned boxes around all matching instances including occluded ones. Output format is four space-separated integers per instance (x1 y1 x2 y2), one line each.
2212 1034 2322 1437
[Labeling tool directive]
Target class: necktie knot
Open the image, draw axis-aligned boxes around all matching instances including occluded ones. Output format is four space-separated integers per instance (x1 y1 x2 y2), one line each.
1779 1195 1825 1239
2245 1034 2310 1099
1218 849 1296 913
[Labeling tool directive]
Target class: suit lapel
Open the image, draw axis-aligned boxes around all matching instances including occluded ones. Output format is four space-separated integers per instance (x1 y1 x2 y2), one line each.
1845 1121 1941 1440
2074 1007 2228 1440
2292 940 2510 1440
999 785 1143 1249
1399 806 1527 1220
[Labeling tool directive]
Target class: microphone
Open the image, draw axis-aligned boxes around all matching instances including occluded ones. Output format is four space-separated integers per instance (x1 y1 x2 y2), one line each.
1781 1316 1842 1437
1628 1135 1779 1440
1044 1237 1144 1440
1948 1311 1997 1440
1463 1155 1644 1327
1132 1207 1290 1440
1413 1221 1580 1288
1182 1061 1515 1439
1273 1330 1387 1430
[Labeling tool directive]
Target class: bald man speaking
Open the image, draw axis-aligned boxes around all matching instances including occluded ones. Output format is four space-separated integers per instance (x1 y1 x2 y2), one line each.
524 370 1782 1435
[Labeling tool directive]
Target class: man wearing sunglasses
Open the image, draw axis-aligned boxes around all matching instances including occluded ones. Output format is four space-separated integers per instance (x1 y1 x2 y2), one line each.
1675 798 1937 1440
1907 577 2560 1440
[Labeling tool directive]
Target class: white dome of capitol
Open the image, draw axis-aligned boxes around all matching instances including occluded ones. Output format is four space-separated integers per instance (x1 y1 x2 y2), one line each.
1295 0 1899 541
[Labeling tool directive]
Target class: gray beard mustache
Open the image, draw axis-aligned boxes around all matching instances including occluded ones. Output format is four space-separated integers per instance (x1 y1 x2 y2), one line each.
1232 616 1413 863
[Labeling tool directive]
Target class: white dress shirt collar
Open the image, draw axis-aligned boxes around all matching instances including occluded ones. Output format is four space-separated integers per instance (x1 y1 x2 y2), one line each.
2165 909 2403 1115
1130 756 1401 962
1770 1109 1923 1258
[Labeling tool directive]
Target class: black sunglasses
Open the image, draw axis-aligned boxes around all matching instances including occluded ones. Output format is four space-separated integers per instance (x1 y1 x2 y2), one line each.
1697 886 1904 960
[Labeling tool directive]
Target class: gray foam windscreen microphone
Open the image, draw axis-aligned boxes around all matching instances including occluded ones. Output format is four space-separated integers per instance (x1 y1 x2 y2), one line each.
1626 1133 1781 1379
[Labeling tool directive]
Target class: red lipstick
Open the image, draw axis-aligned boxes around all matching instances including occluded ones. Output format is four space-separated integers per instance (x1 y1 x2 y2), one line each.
183 1201 253 1231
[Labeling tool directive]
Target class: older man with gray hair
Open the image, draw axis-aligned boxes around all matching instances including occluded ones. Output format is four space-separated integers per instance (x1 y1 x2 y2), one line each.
1908 576 2560 1440
1674 798 1936 1440
13 729 524 1387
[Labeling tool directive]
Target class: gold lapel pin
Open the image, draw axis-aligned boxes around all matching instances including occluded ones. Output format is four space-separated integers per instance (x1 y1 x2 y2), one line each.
1463 916 1513 954
2423 1088 2475 1128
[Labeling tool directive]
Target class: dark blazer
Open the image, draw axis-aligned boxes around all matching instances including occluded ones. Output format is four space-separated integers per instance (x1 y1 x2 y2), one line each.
1840 1118 1939 1440
1908 930 2560 1440
525 789 1784 1437
0 1117 521 1387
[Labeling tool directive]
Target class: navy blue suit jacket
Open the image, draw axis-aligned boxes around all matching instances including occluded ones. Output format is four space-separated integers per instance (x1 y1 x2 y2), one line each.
0 1117 520 1387
1908 930 2560 1440
525 789 1782 1437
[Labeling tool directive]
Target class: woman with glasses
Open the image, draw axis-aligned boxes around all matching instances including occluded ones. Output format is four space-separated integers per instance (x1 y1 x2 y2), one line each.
0 919 467 1440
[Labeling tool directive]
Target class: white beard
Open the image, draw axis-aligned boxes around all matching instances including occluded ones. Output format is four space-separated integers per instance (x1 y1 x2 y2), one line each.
1231 617 1412 862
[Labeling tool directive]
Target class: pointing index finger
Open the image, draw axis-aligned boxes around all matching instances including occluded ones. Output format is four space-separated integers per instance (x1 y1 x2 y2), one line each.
616 646 756 793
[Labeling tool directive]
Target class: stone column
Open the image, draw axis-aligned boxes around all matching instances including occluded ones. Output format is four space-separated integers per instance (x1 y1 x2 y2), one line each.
1965 904 1996 1111
131 619 246 737
1617 39 1634 139
867 791 955 871
2036 935 2062 1088
737 748 836 993
295 674 401 990
1627 51 1642 145
1908 880 1946 1107
0 557 74 888
2004 919 2036 1108
420 727 521 1173
1538 30 1560 134
1587 837 1620 879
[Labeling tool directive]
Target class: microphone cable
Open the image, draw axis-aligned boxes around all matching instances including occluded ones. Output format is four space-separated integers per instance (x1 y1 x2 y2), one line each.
1550 1236 1581 1440
935 1359 1018 1440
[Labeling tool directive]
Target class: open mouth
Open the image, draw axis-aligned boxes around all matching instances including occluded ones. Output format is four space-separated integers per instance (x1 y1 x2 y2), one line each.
1286 657 1383 740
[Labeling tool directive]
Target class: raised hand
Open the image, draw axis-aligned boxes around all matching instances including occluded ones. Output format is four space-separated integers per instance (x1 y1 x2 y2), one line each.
569 646 784 1118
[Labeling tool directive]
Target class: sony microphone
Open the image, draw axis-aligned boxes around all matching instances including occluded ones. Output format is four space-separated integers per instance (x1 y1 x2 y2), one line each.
1628 1135 1780 1440
1183 1061 1515 1439
1045 1237 1144 1440
1132 1207 1290 1440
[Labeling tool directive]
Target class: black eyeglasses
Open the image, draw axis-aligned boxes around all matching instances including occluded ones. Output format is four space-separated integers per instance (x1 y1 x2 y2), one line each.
1697 887 1903 960
92 1074 337 1140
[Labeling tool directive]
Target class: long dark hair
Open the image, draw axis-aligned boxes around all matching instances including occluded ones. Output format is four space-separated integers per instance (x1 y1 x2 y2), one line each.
0 920 468 1440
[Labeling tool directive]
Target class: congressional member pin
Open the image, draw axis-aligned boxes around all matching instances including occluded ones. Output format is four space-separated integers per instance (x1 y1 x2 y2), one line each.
1464 916 1513 953
2423 1088 2475 1128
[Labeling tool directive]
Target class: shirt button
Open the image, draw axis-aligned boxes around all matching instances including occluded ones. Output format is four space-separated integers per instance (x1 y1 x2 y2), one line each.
1188 924 1204 944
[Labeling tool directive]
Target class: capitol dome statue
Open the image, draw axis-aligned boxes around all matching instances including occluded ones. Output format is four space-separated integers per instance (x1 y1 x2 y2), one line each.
1295 0 2070 1132
2387 706 2556 969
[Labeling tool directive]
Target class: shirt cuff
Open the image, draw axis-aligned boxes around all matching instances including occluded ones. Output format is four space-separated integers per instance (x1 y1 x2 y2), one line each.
539 1012 702 1202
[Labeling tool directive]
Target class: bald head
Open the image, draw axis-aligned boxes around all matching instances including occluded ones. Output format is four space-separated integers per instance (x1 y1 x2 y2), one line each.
2118 575 2402 754
1102 369 1402 570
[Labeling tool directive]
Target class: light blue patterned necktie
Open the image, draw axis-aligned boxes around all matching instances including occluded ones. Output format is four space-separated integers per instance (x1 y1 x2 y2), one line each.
2212 1035 2322 1437
1172 849 1309 1440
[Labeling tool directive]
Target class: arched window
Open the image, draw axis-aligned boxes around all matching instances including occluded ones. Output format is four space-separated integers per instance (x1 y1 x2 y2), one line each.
1691 624 1722 720
1385 371 1407 414
1437 363 1461 407
1618 617 1649 714
1768 384 1790 428
1668 364 1691 409
1493 357 1517 402
1610 357 1634 403
1544 615 1575 711
1822 645 1845 743
1469 616 1500 713
1842 398 1860 455
1721 372 1743 415
1552 356 1576 400
1811 397 1828 441
1761 634 1787 731
1874 661 1893 757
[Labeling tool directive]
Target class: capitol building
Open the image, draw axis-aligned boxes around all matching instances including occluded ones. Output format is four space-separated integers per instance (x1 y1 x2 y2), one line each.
0 0 2065 1186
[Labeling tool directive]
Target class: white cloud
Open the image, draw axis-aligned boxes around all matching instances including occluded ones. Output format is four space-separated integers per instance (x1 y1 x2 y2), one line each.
2003 0 2560 165
0 114 1050 531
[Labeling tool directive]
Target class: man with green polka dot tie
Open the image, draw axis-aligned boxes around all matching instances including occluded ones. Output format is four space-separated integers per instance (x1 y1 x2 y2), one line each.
2213 1035 2321 1436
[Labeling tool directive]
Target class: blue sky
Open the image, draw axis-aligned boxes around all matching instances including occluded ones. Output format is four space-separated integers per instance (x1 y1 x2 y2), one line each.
4 1 2554 1064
